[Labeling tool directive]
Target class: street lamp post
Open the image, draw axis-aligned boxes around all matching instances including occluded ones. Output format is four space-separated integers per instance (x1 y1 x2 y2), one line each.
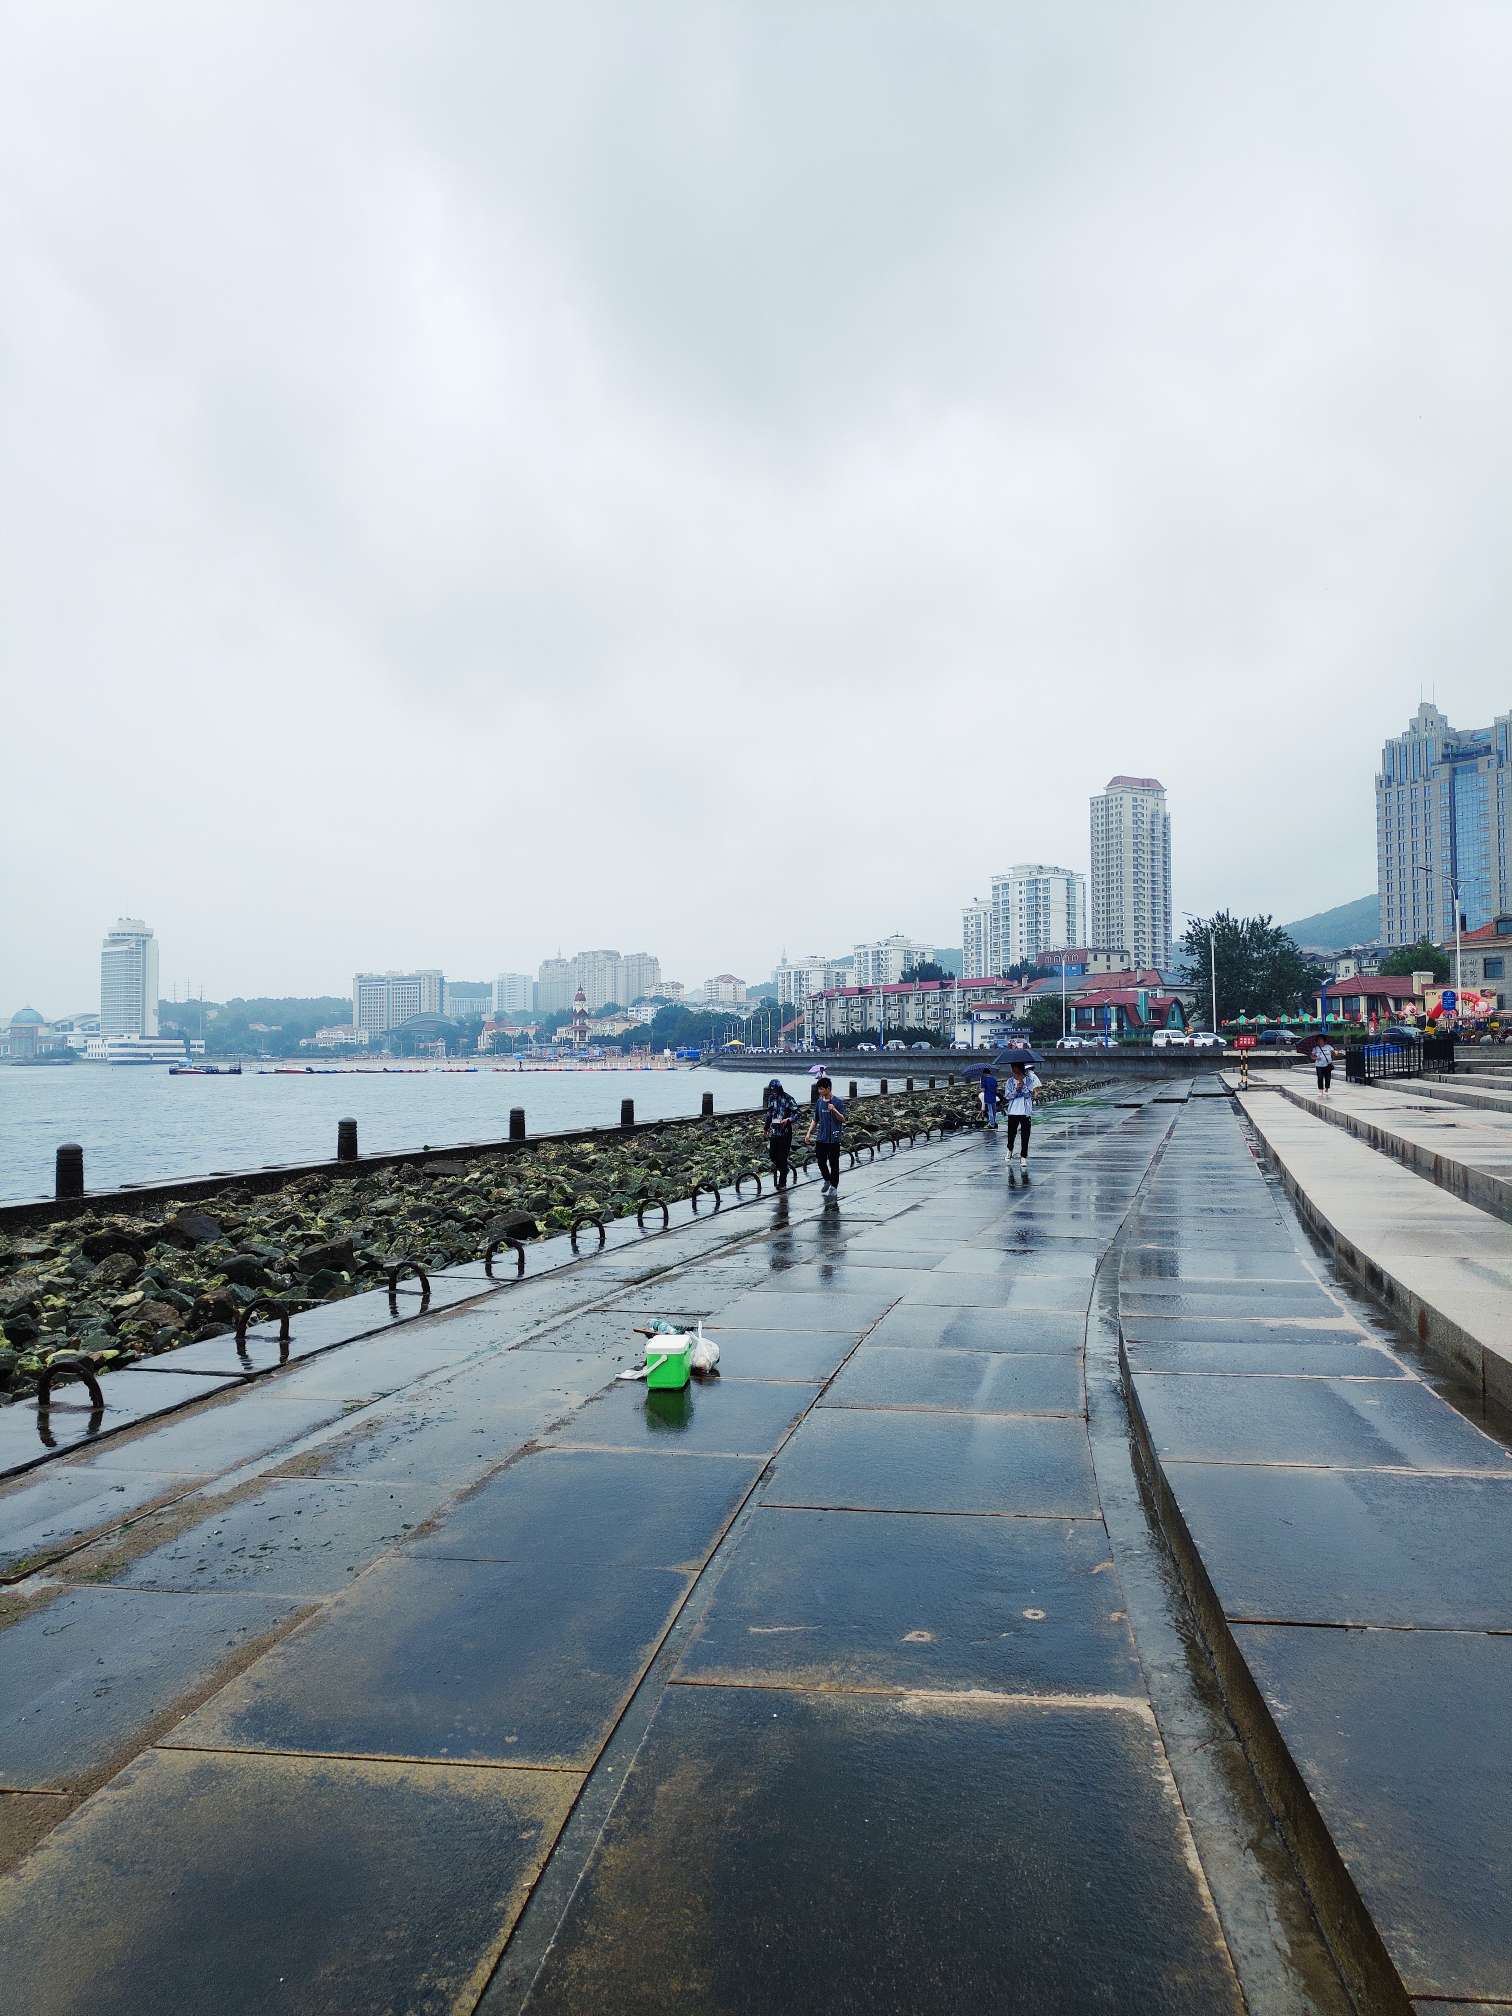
1414 863 1464 1003
1183 913 1218 1032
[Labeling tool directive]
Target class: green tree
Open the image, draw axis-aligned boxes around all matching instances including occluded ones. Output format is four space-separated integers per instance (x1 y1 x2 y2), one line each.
1180 914 1324 1025
1023 997 1066 1042
901 961 949 983
1378 940 1450 983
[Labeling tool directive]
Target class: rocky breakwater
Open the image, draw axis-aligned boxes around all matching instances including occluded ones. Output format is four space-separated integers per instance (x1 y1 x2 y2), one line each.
0 1081 1059 1404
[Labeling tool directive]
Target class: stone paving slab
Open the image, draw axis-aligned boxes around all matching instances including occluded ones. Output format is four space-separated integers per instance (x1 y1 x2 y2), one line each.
411 1447 760 1571
763 1408 1099 1516
544 1376 815 1457
0 1792 70 1873
171 1553 692 1770
100 1477 443 1599
707 1284 903 1330
1132 1368 1512 1473
0 1464 205 1581
0 1585 298 1791
0 1747 578 2016
39 1387 361 1479
519 1684 1243 2016
1120 1284 1343 1320
898 1273 1094 1310
1121 1249 1313 1283
681 1324 860 1380
0 1369 245 1478
676 1507 1138 1695
866 1304 1087 1353
821 1345 1083 1416
1125 1335 1406 1378
1233 1624 1512 2003
1165 1463 1512 1628
270 1394 565 1488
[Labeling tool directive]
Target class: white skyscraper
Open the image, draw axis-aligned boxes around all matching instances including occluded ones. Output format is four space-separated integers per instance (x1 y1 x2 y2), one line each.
989 867 1086 970
620 953 663 1003
852 934 932 986
351 969 444 1035
961 899 995 979
1090 776 1173 970
574 949 625 1011
493 972 534 1015
100 918 159 1038
774 955 842 1008
537 958 576 1015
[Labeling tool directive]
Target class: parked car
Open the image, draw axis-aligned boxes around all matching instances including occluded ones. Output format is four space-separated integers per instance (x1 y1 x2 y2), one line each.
885 1040 907 1051
910 1040 933 1050
1256 1028 1294 1047
1189 1033 1227 1051
1151 1029 1193 1049
1056 1036 1091 1051
856 1043 878 1052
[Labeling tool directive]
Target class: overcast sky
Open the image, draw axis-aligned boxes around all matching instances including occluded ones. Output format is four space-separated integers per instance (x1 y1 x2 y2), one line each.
6 2 1512 1011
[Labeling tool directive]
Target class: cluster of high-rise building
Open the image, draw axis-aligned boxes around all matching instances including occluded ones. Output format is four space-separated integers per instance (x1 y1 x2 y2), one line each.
959 779 1172 980
535 949 665 1014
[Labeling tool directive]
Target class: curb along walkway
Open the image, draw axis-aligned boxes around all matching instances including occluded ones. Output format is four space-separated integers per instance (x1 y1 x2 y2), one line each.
1122 1095 1512 2013
0 1085 1342 2016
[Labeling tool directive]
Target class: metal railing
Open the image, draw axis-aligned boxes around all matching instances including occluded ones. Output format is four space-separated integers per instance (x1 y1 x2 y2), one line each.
1344 1035 1457 1085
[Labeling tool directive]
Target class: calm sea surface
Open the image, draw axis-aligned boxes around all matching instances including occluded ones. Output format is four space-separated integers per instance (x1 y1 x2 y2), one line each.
0 1064 817 1203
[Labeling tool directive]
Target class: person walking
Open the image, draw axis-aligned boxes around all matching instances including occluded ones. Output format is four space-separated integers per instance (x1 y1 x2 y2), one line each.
763 1077 798 1189
1313 1038 1335 1095
979 1065 1000 1129
1003 1059 1041 1170
806 1074 846 1197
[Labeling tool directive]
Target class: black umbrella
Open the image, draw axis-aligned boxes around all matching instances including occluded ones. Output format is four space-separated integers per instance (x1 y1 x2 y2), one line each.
994 1047 1043 1068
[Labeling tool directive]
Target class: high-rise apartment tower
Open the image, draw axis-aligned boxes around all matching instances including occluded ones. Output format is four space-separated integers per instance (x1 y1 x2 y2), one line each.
989 866 1086 971
100 918 159 1038
1090 777 1172 970
1377 703 1512 945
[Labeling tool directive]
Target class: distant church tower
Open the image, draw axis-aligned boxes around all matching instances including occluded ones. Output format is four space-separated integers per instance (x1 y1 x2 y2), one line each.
571 987 589 1048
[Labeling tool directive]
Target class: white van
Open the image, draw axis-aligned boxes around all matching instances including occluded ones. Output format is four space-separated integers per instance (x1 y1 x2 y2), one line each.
1150 1029 1192 1049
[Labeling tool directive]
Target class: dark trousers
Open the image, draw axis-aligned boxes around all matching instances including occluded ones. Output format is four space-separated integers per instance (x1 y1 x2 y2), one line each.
1315 1065 1332 1091
768 1136 792 1187
1005 1115 1032 1157
815 1141 842 1189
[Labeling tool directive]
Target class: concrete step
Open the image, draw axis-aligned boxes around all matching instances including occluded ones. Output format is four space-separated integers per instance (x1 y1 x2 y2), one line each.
1239 1087 1512 1410
1270 1079 1512 1229
1122 1097 1512 2012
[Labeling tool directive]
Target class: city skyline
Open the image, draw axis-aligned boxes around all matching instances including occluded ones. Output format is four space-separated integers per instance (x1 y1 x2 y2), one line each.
10 11 1510 1012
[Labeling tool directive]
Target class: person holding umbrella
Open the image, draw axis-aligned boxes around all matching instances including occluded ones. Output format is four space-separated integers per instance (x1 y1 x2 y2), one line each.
1003 1056 1042 1169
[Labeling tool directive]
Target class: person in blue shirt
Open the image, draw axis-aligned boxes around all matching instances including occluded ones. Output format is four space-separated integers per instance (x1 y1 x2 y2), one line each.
763 1078 799 1189
805 1075 846 1197
979 1067 999 1128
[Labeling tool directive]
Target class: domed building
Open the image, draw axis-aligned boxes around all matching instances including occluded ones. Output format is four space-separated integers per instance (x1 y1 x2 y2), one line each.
5 1006 46 1060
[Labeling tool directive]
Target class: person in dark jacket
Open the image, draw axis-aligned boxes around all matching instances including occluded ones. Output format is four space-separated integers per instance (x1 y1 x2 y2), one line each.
979 1067 999 1128
763 1078 799 1188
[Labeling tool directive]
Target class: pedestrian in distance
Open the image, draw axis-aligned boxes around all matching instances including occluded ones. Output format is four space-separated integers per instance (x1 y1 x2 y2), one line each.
979 1065 999 1129
1313 1037 1335 1095
1003 1059 1041 1170
806 1074 846 1198
763 1077 798 1189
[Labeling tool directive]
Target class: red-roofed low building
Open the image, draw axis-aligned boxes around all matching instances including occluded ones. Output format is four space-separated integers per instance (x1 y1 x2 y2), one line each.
1069 990 1187 1036
1320 977 1419 1020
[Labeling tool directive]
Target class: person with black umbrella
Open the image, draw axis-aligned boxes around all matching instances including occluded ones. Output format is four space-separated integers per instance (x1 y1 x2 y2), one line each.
763 1077 798 1188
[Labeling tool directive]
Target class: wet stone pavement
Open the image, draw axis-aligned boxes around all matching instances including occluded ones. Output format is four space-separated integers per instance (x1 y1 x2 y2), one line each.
0 1084 1386 2012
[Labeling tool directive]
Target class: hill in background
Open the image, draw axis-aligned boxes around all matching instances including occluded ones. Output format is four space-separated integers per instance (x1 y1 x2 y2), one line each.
1281 894 1379 950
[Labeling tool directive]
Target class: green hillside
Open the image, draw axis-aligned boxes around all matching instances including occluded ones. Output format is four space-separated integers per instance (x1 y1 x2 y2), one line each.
1281 894 1379 950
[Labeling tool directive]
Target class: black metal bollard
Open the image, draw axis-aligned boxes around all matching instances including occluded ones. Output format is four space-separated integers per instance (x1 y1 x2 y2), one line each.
336 1118 358 1163
906 1077 914 1092
701 1092 715 1117
928 1077 936 1090
55 1142 84 1200
849 1081 858 1101
879 1079 888 1095
620 1098 635 1128
509 1108 526 1141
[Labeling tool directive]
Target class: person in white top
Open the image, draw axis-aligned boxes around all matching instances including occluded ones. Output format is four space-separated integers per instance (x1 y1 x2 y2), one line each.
1313 1039 1335 1093
1003 1061 1042 1167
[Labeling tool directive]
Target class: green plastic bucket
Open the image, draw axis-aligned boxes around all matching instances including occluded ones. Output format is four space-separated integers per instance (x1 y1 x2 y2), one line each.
645 1337 692 1390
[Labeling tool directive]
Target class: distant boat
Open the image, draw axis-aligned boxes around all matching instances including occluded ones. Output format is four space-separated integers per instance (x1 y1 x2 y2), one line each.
169 1062 242 1077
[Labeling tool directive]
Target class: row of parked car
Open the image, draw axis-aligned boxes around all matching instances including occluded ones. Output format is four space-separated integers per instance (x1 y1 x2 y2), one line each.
1054 1031 1228 1052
